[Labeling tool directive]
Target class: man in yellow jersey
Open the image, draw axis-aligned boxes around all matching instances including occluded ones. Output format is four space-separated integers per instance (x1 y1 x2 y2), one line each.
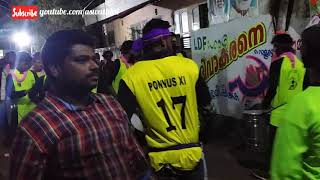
263 33 305 129
271 24 320 180
263 33 306 131
259 33 306 179
118 19 212 179
7 51 37 123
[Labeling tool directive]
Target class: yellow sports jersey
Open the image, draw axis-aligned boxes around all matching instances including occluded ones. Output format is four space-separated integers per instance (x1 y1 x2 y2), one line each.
122 56 202 171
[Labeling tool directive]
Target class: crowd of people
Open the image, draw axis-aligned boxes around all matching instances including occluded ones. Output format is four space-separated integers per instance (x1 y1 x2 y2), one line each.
0 18 319 180
0 19 212 180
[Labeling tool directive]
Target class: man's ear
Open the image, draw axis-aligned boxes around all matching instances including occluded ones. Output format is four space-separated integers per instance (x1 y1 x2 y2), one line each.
161 36 174 55
160 36 168 48
48 65 61 79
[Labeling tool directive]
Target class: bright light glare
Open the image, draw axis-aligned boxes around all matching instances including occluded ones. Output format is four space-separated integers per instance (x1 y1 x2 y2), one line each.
12 32 31 47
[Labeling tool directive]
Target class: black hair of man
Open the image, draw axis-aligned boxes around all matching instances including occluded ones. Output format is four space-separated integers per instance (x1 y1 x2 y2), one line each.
301 25 320 70
16 51 32 64
120 40 133 55
102 50 113 61
41 29 95 79
4 51 16 60
4 51 16 68
142 18 170 35
271 34 295 56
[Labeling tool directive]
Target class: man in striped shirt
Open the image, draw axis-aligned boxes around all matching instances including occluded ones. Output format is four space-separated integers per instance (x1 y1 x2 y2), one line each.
10 30 149 180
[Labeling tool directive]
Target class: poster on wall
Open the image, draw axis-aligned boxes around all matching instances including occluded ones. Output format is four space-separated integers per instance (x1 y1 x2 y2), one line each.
230 0 259 18
208 0 231 24
192 15 302 118
192 15 273 118
208 0 259 25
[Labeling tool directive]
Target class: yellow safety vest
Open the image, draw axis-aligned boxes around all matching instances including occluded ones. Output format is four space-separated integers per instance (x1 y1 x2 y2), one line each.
112 60 127 94
13 70 37 123
122 56 202 171
36 70 46 78
271 55 305 127
91 87 97 93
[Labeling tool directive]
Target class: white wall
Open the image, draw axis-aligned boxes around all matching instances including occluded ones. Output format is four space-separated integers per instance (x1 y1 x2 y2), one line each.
111 4 173 47
84 0 150 26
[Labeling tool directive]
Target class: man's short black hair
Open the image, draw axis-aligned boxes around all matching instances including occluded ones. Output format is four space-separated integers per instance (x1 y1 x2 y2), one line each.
16 51 32 65
4 51 16 60
120 40 133 55
271 34 295 56
301 25 320 69
102 50 113 59
142 19 171 35
271 33 294 46
41 29 95 77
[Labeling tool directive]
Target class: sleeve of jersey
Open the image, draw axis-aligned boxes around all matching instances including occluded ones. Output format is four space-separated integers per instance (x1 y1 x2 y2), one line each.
270 94 309 180
185 58 200 79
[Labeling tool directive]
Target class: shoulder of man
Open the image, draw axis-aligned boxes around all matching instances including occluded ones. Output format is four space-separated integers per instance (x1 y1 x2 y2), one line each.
122 61 142 77
176 57 200 76
182 57 199 66
19 103 59 153
92 93 129 120
282 88 314 127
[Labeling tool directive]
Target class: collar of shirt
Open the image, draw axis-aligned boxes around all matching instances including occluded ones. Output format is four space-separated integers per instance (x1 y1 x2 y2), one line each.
49 92 100 111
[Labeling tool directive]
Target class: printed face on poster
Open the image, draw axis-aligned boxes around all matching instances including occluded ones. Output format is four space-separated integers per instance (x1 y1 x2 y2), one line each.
207 0 259 25
230 0 258 17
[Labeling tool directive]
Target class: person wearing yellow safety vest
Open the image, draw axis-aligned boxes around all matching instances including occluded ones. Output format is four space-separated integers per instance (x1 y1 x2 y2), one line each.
263 33 306 128
118 19 212 179
271 24 320 180
7 51 38 124
260 33 306 179
112 40 134 93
